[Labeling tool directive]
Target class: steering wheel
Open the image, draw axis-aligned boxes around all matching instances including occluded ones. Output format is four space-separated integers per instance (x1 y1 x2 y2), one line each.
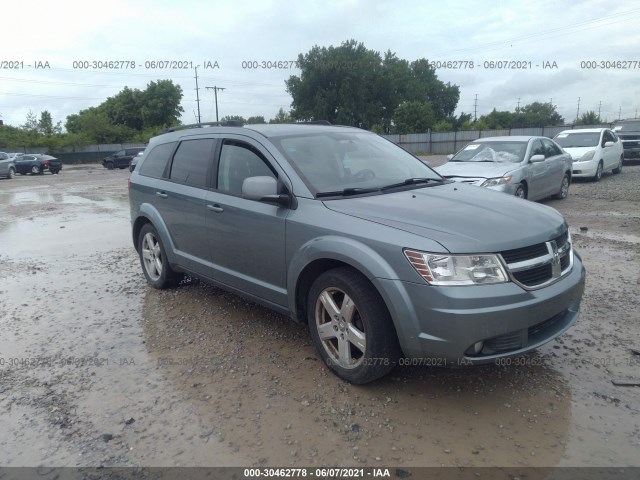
353 169 376 181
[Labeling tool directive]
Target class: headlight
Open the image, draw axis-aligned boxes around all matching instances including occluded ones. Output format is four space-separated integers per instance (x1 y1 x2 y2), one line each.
480 176 512 187
579 150 595 162
404 250 509 286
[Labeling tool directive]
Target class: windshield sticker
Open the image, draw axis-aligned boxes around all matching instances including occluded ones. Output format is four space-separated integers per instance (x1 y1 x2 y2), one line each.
556 134 568 138
464 144 480 150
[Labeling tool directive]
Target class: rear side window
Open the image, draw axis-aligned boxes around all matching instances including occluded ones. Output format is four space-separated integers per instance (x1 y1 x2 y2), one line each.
139 142 175 178
169 139 215 188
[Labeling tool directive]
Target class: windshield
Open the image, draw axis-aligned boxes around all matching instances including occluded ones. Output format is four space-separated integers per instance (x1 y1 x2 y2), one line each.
554 132 600 148
613 121 640 132
271 132 441 194
451 142 527 163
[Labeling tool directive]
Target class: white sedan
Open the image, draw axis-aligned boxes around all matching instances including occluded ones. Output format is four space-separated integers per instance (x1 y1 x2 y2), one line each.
554 128 623 181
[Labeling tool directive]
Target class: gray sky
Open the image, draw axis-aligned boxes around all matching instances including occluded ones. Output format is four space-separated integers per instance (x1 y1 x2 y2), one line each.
1 0 639 128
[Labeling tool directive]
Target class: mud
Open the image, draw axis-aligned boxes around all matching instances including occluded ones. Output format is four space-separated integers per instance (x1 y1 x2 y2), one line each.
0 162 638 467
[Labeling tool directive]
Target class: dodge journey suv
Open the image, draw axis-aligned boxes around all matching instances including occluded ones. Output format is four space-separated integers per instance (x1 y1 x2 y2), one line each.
129 123 585 383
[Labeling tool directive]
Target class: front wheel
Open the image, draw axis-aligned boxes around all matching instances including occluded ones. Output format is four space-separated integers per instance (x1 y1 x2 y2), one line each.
554 174 570 200
612 156 622 174
307 267 400 384
514 183 527 199
8 168 15 179
592 162 603 182
137 224 182 288
106 162 114 170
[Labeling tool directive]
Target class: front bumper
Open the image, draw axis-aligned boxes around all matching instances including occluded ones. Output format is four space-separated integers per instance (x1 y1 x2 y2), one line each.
571 158 599 177
374 252 585 364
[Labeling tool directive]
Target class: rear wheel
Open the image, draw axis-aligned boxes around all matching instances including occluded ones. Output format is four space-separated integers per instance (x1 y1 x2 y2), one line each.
307 267 400 384
612 156 623 174
554 174 570 200
31 165 40 175
137 224 182 288
8 168 15 179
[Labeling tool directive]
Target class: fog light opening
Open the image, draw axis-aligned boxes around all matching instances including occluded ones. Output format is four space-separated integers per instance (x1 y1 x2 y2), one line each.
473 341 484 354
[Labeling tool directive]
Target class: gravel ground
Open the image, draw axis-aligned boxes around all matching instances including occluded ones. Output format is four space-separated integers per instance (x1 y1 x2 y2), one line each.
0 161 638 468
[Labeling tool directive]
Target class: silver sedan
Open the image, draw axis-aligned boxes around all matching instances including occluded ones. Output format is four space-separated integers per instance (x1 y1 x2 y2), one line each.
435 136 573 201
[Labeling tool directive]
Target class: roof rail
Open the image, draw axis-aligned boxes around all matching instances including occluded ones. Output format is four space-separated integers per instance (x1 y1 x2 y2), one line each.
297 120 332 125
164 120 244 133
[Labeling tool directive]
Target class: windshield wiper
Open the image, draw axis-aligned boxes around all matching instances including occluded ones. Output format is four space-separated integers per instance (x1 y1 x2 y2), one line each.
316 187 380 198
380 177 444 191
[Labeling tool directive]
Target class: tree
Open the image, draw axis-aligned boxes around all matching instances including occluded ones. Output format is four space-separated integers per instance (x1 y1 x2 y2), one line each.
515 102 564 127
576 111 602 126
246 116 266 124
285 40 460 131
140 80 184 129
392 101 435 133
22 110 38 133
37 111 61 136
220 115 246 124
269 108 292 124
479 109 515 129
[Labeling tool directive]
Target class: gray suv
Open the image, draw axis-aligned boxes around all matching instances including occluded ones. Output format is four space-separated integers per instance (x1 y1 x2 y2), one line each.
129 123 585 384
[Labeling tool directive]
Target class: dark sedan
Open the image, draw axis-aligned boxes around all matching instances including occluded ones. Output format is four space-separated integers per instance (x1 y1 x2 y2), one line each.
14 154 63 175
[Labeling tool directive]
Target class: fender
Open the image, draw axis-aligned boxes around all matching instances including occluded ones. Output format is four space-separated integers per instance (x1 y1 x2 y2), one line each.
133 203 179 266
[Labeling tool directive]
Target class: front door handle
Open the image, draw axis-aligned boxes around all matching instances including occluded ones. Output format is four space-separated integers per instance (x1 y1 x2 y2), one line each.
155 191 168 198
206 204 224 213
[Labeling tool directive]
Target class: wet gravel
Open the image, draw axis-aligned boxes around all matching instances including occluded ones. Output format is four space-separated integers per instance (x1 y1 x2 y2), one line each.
0 162 638 468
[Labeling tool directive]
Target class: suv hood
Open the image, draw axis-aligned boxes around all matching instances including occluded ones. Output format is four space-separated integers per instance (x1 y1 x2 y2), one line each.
323 183 565 253
435 161 518 180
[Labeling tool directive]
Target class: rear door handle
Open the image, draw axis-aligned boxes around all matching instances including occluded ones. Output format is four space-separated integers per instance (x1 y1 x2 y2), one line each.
206 204 224 213
155 191 168 199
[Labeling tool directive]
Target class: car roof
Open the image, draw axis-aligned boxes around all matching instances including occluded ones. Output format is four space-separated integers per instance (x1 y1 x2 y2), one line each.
151 123 366 143
471 136 537 142
557 128 605 134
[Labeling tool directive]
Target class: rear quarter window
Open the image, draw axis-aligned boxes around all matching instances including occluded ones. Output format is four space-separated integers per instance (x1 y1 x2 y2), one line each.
138 142 176 179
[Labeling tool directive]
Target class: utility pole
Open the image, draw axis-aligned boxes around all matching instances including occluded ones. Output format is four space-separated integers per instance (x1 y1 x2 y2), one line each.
473 94 478 122
575 97 581 123
618 106 622 120
205 86 226 122
598 101 602 118
549 98 553 106
516 98 521 112
194 67 201 124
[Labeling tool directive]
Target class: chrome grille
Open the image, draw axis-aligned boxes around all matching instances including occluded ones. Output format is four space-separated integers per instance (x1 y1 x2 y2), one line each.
499 232 573 289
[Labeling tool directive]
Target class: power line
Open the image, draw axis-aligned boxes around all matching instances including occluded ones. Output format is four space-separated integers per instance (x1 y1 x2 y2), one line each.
205 86 226 122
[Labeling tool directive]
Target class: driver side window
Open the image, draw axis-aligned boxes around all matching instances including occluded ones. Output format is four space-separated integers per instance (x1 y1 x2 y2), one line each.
217 142 276 196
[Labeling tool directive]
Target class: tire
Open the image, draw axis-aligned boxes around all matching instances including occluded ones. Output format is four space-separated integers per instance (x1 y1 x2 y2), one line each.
307 267 400 384
50 169 59 175
31 165 40 175
106 162 114 170
612 156 622 174
514 183 527 199
137 224 182 288
592 161 603 182
8 168 15 179
554 174 570 200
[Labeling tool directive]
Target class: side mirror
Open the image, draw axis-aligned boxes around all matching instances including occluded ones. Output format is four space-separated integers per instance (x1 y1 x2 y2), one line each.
446 154 454 161
603 141 614 147
242 176 290 207
529 154 545 163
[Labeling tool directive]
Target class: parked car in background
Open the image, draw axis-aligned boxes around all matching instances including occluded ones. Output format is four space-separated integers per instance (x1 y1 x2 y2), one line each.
129 150 145 172
7 152 25 160
14 154 62 175
103 147 146 170
612 119 640 162
554 128 623 181
129 123 585 384
435 136 572 201
0 152 16 179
